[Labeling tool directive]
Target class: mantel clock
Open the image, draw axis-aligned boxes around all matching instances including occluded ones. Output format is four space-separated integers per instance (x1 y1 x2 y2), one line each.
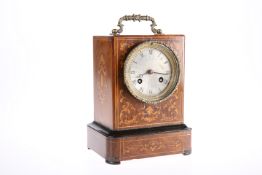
87 14 191 164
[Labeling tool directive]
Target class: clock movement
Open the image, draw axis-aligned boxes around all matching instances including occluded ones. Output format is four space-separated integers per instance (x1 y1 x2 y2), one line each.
87 14 191 164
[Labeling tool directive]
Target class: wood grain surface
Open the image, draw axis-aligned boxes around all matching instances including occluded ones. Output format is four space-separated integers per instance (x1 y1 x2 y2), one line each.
93 35 185 130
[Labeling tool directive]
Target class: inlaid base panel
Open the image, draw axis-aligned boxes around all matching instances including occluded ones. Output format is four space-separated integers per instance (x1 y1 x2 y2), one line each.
87 122 191 164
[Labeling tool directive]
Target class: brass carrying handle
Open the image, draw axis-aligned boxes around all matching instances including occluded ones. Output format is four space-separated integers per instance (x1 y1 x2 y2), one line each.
111 14 163 36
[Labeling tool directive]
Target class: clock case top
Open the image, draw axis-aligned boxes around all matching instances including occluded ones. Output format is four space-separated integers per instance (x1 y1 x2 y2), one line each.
93 35 185 131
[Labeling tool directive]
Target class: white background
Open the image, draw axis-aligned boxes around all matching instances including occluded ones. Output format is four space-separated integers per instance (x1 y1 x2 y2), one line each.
1 0 262 174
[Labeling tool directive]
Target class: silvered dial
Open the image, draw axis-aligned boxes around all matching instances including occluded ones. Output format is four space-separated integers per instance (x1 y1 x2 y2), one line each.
124 42 180 104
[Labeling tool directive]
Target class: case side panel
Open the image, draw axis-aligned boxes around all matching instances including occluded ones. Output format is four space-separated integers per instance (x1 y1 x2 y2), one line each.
93 36 114 129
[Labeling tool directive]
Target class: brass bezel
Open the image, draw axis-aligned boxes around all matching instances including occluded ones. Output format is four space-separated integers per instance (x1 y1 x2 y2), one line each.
124 41 180 104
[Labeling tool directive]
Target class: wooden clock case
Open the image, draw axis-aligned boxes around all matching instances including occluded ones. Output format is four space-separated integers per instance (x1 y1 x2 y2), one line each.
87 34 191 164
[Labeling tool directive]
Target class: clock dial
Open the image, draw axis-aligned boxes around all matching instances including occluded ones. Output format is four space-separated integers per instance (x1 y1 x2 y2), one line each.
124 42 180 103
129 48 171 96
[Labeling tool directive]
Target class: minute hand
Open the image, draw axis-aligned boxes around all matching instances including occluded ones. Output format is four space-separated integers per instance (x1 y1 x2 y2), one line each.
152 71 169 75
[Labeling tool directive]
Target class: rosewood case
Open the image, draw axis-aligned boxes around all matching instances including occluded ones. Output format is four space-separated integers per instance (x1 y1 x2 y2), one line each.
88 35 191 164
